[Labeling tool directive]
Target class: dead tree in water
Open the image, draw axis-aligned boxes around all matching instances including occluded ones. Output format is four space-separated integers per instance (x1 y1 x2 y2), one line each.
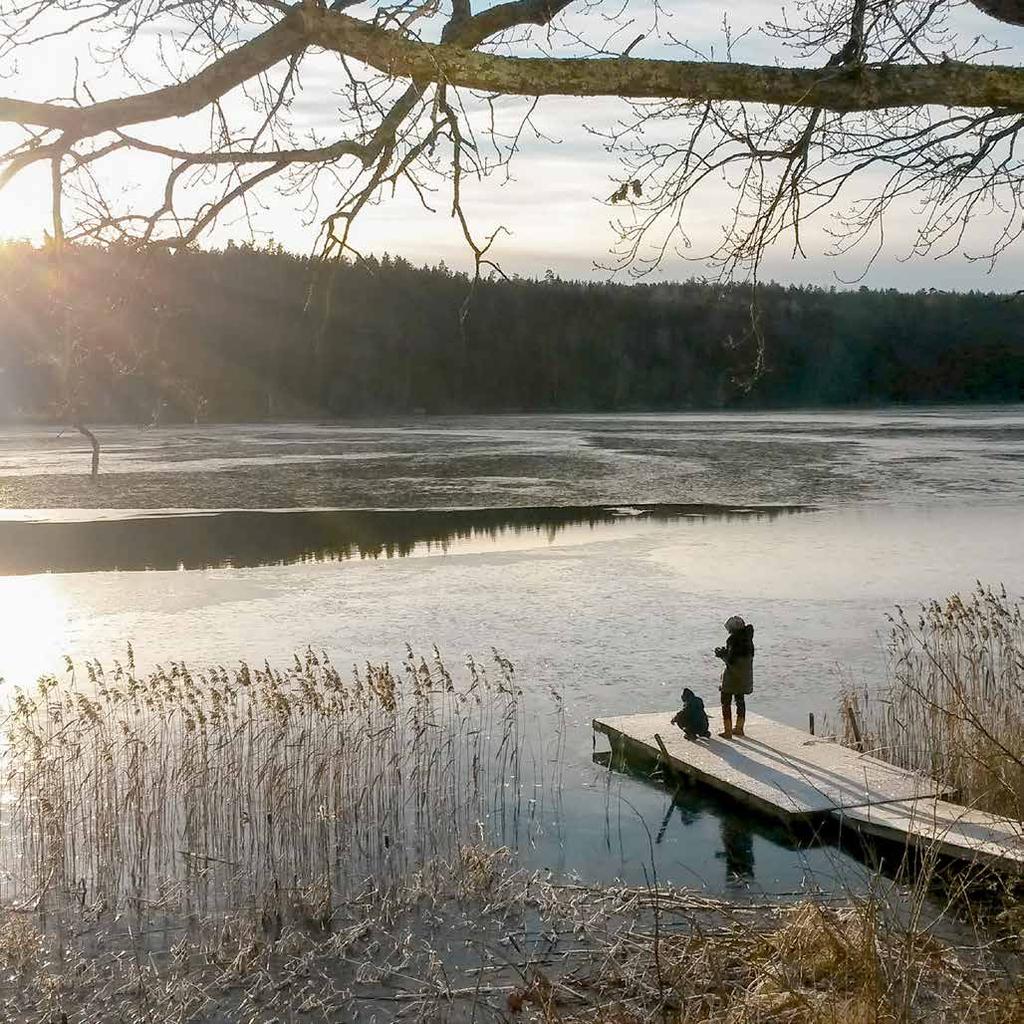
50 158 101 480
74 421 101 480
55 419 101 479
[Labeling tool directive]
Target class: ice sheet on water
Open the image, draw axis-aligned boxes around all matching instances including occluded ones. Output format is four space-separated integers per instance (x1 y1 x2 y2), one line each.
0 408 1022 510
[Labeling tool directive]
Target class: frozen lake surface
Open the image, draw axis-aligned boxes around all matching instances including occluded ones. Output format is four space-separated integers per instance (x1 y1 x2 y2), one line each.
1 407 1022 895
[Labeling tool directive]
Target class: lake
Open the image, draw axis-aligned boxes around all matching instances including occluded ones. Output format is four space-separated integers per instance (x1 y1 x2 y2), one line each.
1 407 1022 896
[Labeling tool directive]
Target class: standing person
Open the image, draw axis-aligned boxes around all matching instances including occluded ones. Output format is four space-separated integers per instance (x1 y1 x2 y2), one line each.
715 615 755 739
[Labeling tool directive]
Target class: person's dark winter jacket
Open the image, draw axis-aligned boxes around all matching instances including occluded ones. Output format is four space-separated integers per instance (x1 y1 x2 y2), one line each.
715 623 755 695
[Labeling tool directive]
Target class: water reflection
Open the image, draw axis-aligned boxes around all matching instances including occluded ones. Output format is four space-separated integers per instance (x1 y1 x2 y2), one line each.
596 751 824 892
718 818 756 888
590 748 997 897
0 503 807 575
0 575 69 684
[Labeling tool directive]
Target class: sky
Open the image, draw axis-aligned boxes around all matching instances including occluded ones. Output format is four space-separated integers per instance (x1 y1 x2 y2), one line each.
1 0 1023 291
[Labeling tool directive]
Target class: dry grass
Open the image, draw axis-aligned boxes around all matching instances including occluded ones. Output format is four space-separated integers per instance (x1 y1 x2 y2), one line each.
504 881 1024 1024
840 585 1024 818
0 860 1019 1023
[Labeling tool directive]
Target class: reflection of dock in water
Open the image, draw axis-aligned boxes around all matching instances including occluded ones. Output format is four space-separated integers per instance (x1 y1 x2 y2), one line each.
594 744 807 889
0 502 809 575
594 711 1024 873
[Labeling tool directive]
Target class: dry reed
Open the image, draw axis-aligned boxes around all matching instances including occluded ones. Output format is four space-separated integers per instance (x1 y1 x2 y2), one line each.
840 585 1024 818
0 645 546 926
0 856 1019 1023
1 637 1021 1022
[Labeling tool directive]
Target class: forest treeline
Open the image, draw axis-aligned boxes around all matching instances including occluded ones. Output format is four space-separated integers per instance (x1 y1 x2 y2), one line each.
1 240 1022 422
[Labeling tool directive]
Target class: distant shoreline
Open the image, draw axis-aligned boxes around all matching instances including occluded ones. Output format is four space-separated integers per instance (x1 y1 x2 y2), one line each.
3 246 1023 423
4 398 1024 429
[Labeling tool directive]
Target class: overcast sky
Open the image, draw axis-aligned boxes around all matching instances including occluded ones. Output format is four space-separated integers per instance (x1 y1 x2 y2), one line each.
1 0 1022 291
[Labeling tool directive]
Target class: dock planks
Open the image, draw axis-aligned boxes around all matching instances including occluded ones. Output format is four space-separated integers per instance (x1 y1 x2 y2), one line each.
593 709 1024 870
837 797 1024 868
593 710 950 821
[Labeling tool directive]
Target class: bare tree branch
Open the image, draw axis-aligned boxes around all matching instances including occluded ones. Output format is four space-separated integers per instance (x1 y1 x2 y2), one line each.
0 11 305 132
3 6 1024 144
1 0 1023 279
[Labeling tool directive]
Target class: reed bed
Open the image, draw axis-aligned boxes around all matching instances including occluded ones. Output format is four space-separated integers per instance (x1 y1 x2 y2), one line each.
840 585 1024 817
0 645 548 925
1 635 1021 1021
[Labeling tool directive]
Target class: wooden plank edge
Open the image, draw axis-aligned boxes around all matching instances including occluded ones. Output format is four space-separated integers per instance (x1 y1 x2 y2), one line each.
831 807 1024 870
594 719 954 819
593 719 821 824
595 718 1024 871
595 717 955 811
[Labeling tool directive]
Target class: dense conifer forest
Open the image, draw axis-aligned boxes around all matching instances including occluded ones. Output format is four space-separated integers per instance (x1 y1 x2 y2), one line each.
1 240 1021 422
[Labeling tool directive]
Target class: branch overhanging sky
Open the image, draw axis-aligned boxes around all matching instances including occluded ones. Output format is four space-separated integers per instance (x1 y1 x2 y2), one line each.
1 0 1022 290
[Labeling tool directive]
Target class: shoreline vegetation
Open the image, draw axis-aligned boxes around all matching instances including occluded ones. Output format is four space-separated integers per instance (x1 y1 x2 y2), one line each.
2 647 545 917
841 586 1024 820
2 241 1023 425
1 606 1024 1021
2 858 1022 1022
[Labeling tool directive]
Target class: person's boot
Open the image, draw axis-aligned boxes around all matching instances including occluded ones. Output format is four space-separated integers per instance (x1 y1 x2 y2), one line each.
733 712 746 738
718 705 733 739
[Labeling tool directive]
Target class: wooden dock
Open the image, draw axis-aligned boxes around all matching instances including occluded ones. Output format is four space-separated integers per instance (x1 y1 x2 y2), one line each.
593 709 1024 870
836 797 1024 868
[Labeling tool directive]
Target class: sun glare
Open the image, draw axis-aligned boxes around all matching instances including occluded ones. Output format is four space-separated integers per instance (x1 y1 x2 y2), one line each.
0 161 48 245
0 575 70 688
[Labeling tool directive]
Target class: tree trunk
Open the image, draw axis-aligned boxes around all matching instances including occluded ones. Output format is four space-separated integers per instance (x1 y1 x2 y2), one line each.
970 0 1024 24
75 421 100 479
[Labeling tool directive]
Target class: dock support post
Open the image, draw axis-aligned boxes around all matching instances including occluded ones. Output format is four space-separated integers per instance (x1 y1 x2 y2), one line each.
808 712 815 736
844 705 864 752
653 733 680 787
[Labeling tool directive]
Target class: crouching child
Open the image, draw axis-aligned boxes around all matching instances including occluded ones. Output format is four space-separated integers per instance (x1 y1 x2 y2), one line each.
671 687 711 741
